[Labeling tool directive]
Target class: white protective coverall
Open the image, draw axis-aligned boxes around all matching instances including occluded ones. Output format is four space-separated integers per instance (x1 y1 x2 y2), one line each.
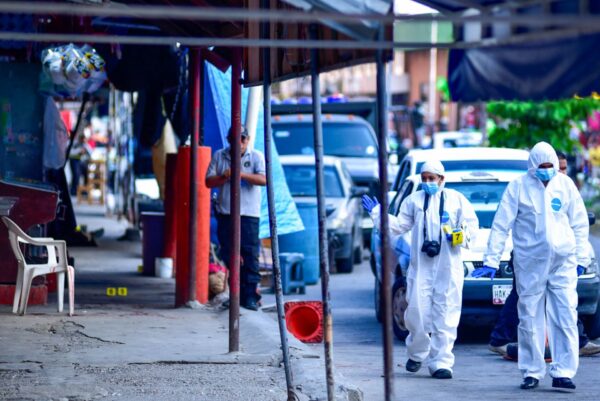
483 142 590 380
371 160 478 373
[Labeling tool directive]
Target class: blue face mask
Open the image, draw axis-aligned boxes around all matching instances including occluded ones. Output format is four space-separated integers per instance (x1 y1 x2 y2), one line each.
422 182 439 195
535 167 556 182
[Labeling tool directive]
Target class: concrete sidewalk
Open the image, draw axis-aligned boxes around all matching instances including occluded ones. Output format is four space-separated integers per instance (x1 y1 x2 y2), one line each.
0 204 361 401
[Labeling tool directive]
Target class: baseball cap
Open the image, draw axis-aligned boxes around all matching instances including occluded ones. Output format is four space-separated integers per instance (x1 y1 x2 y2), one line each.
227 125 248 139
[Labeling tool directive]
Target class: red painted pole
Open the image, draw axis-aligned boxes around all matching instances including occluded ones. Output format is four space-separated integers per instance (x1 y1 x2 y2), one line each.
163 153 178 267
175 148 191 307
189 47 201 303
174 146 211 306
229 47 242 353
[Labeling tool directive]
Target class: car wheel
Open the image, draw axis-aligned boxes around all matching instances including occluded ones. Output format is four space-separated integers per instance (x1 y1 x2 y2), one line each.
392 278 409 341
336 256 354 273
353 244 363 264
584 298 600 340
328 246 337 274
370 253 376 276
336 235 354 273
374 277 382 323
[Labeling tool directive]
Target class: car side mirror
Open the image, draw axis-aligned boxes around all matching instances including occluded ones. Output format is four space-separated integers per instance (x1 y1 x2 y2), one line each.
588 211 596 226
351 186 370 198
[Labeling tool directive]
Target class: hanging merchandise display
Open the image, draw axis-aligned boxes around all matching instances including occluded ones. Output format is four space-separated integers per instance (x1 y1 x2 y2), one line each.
40 44 107 97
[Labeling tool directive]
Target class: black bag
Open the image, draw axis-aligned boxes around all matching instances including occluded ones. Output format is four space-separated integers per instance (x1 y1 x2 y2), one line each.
420 191 444 258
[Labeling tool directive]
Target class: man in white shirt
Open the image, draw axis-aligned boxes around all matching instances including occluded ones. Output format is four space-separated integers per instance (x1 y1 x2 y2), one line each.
206 125 266 310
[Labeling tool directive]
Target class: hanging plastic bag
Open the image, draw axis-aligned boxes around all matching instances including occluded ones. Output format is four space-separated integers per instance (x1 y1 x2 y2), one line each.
40 43 107 97
43 97 69 169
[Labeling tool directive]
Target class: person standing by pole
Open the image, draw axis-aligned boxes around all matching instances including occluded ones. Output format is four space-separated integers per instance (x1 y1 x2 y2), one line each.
363 159 478 379
206 125 266 311
68 132 91 196
476 142 589 390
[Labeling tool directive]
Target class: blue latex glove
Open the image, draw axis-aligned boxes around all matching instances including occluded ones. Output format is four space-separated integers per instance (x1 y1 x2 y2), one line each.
577 265 585 276
362 195 379 213
471 266 497 280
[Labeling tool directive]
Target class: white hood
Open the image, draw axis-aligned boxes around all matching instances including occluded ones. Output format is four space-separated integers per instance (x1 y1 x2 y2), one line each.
527 141 558 177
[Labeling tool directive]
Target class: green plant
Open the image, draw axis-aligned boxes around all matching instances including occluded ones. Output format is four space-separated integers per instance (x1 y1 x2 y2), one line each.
486 98 600 152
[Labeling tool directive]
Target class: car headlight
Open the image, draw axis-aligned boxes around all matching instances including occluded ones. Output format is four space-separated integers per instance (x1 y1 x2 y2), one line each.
330 208 352 231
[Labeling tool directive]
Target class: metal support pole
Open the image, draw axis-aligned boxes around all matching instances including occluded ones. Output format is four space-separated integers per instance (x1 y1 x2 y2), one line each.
376 26 394 401
428 21 438 132
188 47 201 304
261 1 296 398
229 47 242 353
310 24 335 401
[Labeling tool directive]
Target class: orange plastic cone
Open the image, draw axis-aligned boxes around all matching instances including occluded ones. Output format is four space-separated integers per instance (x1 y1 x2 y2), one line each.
284 301 323 343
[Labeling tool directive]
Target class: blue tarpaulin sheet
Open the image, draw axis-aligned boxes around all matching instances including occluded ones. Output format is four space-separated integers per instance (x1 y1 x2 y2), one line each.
449 32 600 101
204 62 304 239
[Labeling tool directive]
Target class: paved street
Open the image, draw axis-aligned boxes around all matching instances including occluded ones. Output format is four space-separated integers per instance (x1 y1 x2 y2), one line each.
264 232 600 400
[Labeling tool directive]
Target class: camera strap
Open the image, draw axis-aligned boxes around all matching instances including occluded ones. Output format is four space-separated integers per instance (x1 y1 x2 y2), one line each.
423 191 444 243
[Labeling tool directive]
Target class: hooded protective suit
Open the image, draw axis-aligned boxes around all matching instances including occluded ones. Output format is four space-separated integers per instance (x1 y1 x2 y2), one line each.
371 160 478 373
484 142 589 380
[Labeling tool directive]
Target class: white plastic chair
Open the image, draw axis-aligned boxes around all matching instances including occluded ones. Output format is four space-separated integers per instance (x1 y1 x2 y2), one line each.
1 217 74 316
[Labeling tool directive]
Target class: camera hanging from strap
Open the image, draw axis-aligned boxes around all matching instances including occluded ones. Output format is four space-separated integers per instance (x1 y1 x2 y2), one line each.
423 191 444 243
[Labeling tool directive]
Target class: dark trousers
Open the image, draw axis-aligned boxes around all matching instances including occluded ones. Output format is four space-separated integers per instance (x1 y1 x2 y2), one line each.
69 159 82 195
490 276 589 348
216 214 261 304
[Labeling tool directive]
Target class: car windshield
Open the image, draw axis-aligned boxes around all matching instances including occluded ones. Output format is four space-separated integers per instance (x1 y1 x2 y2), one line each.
445 181 509 228
273 122 378 158
283 165 344 198
416 160 527 172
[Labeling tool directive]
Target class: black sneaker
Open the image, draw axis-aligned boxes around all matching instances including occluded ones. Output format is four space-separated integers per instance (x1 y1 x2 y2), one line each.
520 377 539 390
405 359 421 373
505 343 552 362
552 377 576 390
242 299 259 311
432 369 452 379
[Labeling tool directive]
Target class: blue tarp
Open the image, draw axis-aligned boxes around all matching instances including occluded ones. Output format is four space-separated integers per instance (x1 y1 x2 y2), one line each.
204 62 304 239
449 32 600 101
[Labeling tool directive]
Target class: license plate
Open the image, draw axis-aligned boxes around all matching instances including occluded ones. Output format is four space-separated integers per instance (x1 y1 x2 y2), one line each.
492 284 513 305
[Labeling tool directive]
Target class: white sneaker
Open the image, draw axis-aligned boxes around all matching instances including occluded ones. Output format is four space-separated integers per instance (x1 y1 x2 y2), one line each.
488 344 508 356
580 341 600 356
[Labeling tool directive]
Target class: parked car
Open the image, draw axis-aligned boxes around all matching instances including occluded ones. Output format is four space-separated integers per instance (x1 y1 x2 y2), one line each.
280 155 368 273
272 114 394 246
392 147 530 194
372 171 600 340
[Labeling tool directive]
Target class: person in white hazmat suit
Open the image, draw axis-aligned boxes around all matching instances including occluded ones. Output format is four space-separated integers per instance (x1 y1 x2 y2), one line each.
475 142 589 391
362 160 478 379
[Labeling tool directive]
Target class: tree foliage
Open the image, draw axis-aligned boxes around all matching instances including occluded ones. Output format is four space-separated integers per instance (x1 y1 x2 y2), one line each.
486 98 600 152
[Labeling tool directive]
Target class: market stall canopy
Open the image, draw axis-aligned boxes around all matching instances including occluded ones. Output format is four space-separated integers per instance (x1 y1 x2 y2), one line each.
410 0 600 100
245 0 393 85
0 0 392 87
